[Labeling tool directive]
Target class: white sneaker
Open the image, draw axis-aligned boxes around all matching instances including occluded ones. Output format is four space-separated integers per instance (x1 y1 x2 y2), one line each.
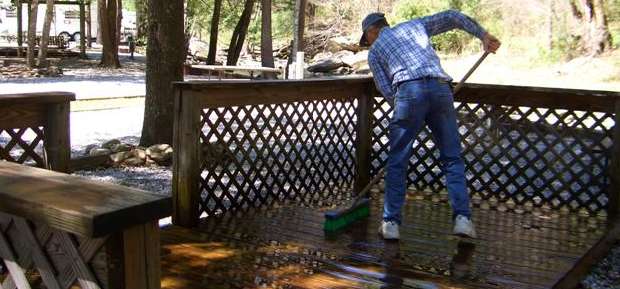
453 215 477 238
378 221 400 240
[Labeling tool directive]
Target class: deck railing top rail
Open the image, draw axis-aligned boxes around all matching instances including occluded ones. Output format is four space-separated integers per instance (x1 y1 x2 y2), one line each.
174 78 620 111
0 91 76 105
0 161 171 238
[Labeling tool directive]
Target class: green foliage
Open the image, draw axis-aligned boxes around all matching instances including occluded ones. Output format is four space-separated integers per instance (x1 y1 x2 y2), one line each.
389 0 494 54
123 0 136 12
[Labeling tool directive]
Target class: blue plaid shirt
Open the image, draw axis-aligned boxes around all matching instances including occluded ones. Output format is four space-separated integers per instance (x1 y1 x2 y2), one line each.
368 10 487 99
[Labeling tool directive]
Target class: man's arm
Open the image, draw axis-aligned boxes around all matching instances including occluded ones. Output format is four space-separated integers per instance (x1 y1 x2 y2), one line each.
420 9 486 39
368 51 395 100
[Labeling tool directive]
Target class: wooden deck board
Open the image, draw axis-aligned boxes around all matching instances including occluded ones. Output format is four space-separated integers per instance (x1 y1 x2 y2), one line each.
160 196 606 289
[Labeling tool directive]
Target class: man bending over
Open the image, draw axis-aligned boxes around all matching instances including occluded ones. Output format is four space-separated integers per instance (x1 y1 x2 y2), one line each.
360 10 501 240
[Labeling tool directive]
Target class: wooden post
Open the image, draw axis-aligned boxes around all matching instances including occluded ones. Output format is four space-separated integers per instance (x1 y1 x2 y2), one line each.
172 88 201 227
45 101 71 173
16 0 23 56
79 1 87 58
354 84 374 193
122 222 161 289
608 100 620 219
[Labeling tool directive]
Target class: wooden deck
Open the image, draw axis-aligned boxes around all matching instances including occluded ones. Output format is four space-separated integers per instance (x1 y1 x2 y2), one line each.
160 192 607 289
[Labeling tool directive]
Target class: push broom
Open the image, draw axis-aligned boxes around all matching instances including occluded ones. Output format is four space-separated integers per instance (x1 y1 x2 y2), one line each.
323 51 491 233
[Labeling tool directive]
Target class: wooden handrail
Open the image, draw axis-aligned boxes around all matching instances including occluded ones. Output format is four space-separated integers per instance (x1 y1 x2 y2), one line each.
0 91 76 105
0 161 171 238
175 78 620 112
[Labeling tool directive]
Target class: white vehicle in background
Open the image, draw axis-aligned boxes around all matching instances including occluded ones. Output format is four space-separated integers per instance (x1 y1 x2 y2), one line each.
0 0 136 43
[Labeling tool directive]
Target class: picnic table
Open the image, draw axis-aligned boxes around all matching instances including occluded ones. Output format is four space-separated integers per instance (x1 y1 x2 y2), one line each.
189 64 281 80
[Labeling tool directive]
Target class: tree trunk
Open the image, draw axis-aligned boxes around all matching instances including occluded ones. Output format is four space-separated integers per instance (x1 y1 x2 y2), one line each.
37 0 54 67
226 0 254 66
206 0 222 65
17 2 23 55
100 0 120 68
140 0 185 146
135 0 147 40
570 0 612 55
260 0 275 78
26 0 39 68
87 3 92 48
97 0 103 44
307 2 316 31
292 0 306 62
116 0 122 47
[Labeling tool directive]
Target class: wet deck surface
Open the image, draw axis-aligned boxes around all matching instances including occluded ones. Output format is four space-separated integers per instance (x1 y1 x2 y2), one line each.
160 194 607 289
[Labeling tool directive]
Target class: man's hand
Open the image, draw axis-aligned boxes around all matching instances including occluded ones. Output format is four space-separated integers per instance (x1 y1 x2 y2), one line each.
482 33 501 53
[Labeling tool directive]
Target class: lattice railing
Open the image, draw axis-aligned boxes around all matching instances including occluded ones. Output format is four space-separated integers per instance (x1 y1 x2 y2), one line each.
0 92 74 172
0 212 109 289
0 127 47 167
173 80 620 226
371 85 618 215
199 100 358 215
173 79 374 226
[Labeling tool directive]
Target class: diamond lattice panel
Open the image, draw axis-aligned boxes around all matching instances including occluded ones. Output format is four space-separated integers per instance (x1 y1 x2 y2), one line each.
199 99 358 216
0 127 46 167
371 97 614 214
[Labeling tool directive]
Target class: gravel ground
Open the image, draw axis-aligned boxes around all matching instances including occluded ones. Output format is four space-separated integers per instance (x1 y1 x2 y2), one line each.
582 242 620 289
73 166 172 196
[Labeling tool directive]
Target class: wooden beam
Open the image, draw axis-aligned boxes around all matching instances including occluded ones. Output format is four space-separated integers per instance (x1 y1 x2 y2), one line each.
45 101 71 173
122 222 161 289
172 88 201 227
354 83 374 193
552 219 620 289
0 162 171 238
0 92 75 105
609 100 620 219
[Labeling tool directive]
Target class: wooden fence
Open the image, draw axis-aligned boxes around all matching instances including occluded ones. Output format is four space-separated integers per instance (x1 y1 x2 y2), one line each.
172 78 620 227
0 92 73 173
0 161 170 289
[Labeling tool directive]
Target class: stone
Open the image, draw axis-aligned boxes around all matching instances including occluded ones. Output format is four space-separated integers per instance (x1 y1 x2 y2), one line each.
147 144 173 164
341 50 368 69
307 58 344 73
84 144 98 156
102 139 121 149
326 36 363 53
133 148 147 160
111 143 133 153
124 157 145 166
89 148 112 157
110 151 132 163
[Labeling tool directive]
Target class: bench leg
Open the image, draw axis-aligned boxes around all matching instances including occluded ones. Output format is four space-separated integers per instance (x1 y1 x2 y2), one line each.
122 222 161 289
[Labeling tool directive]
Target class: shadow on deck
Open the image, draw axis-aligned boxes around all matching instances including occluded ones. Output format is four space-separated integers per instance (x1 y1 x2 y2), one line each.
160 192 607 289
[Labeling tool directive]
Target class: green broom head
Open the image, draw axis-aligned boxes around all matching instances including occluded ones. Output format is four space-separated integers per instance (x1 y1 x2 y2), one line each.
323 198 370 232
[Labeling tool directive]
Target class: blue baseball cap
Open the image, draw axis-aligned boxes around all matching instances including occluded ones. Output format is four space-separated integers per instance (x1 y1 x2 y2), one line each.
359 12 386 46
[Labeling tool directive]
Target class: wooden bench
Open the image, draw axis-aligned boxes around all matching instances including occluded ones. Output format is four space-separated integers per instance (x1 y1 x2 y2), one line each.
0 161 171 289
0 92 74 172
188 64 281 80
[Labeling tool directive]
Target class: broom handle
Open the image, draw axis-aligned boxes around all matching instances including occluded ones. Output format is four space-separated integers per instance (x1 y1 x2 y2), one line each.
359 169 385 199
452 51 490 95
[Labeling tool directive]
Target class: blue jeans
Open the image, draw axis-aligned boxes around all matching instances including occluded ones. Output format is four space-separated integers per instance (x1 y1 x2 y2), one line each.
384 78 471 224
